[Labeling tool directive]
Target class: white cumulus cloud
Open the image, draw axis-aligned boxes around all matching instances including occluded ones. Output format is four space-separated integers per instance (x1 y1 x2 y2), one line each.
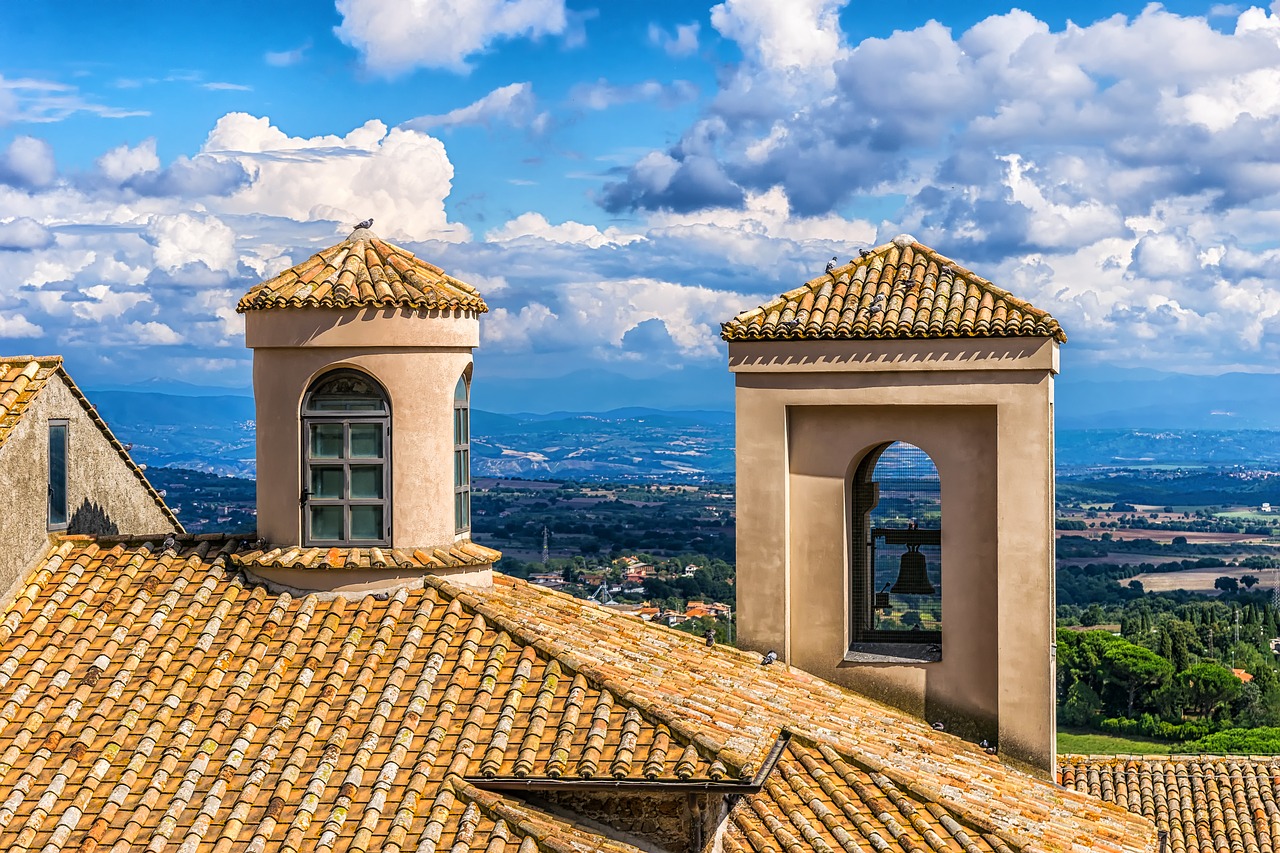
486 212 642 247
334 0 569 75
202 113 465 241
404 82 548 132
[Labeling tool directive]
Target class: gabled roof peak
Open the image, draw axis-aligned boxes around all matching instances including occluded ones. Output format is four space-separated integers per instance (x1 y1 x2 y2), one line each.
0 355 181 531
721 238 1066 343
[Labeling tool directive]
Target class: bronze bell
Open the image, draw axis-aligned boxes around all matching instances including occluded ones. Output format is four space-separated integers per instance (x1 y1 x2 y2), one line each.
891 544 935 595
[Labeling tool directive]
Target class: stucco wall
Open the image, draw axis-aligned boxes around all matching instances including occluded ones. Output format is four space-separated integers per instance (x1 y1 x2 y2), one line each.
732 336 1057 775
0 374 176 595
249 307 480 550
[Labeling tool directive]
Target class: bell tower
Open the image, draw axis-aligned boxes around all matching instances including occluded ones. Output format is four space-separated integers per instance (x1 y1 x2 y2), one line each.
724 235 1063 775
238 225 498 590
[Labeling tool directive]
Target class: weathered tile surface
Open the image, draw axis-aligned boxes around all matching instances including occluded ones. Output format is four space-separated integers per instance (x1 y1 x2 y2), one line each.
232 542 502 572
0 537 1154 853
237 230 488 313
720 238 1066 343
0 356 180 531
1060 755 1280 853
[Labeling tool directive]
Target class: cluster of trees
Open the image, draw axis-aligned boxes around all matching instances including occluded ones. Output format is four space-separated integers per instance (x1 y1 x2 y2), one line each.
1059 629 1280 739
1058 592 1280 741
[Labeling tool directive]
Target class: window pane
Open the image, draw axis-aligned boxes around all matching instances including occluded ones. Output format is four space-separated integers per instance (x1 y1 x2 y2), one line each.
462 408 468 440
48 424 67 527
350 505 384 540
455 492 463 530
310 466 344 500
349 424 383 458
461 449 469 486
454 409 462 443
350 465 383 499
454 376 468 402
310 506 344 541
309 424 344 458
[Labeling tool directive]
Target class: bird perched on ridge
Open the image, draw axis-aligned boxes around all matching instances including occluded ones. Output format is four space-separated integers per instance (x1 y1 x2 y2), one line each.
825 256 838 273
932 721 945 731
859 248 872 259
162 534 177 553
355 217 374 230
761 650 778 666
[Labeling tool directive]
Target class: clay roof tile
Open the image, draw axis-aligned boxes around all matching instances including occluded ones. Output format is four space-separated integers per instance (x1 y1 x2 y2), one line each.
722 239 1065 343
238 229 488 314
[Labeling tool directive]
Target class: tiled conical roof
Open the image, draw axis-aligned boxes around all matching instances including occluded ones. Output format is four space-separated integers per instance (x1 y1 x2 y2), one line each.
238 228 488 313
721 236 1065 343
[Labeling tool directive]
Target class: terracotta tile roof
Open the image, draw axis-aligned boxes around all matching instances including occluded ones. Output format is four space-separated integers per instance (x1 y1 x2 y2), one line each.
720 236 1066 343
0 356 181 533
728 738 1015 853
237 228 488 314
461 576 1153 853
231 541 502 572
1060 755 1280 853
0 535 1153 853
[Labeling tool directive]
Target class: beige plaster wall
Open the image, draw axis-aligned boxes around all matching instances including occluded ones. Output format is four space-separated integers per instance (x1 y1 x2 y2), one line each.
732 336 1057 775
250 308 479 551
0 374 176 594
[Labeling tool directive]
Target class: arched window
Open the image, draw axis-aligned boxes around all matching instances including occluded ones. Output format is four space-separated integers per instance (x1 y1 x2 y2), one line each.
301 369 390 545
851 442 942 657
453 371 470 534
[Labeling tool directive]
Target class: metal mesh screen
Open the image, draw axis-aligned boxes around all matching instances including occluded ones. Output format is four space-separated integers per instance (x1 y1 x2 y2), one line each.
855 442 942 644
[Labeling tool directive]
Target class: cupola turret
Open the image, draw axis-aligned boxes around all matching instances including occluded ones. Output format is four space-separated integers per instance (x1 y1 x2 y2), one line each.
239 226 497 590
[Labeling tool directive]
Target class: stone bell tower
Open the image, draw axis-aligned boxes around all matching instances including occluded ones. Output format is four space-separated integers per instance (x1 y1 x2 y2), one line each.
723 235 1063 775
238 225 498 590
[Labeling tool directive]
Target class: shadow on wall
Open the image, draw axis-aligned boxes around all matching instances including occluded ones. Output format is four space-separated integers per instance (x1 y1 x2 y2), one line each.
68 499 119 536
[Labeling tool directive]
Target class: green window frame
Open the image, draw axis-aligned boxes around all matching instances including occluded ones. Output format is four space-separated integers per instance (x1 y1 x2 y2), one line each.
454 372 470 534
301 370 391 546
48 420 68 530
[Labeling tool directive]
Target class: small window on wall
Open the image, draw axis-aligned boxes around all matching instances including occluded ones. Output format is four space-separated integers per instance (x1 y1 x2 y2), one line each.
48 420 68 530
850 442 942 659
301 370 390 546
454 372 470 534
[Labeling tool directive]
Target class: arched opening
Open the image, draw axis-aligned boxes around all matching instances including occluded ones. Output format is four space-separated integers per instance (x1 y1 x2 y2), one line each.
453 370 471 534
301 369 391 545
851 441 942 657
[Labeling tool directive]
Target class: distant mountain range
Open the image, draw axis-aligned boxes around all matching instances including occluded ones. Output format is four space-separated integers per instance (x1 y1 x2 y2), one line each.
84 361 1280 480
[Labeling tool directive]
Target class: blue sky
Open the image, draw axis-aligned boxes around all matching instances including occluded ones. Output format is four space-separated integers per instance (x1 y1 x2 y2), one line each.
4 0 1280 408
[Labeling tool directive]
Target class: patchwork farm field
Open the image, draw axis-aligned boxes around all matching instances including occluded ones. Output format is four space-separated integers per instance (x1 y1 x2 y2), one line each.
1128 566 1267 594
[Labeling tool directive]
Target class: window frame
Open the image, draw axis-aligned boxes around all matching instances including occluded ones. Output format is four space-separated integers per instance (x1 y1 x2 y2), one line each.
300 370 392 547
849 441 943 661
453 371 471 535
47 419 69 531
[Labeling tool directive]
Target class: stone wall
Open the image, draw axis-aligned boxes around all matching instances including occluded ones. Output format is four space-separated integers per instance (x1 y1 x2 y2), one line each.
0 373 176 596
531 790 726 853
